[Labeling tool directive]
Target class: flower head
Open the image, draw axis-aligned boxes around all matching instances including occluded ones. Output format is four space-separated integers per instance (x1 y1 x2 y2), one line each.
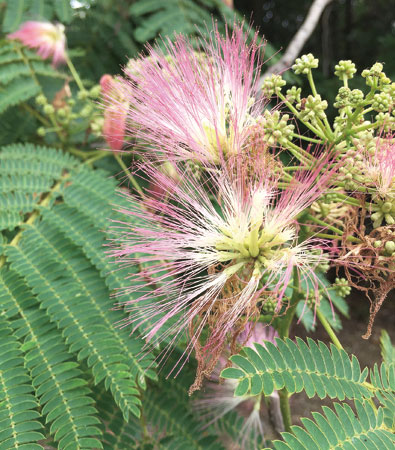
7 21 66 67
111 155 335 388
365 135 395 198
100 74 128 151
111 25 264 163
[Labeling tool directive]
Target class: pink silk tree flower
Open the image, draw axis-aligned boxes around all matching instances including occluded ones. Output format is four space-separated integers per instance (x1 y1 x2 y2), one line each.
353 133 395 227
100 74 128 152
110 155 335 390
110 25 264 163
7 21 66 67
365 135 395 198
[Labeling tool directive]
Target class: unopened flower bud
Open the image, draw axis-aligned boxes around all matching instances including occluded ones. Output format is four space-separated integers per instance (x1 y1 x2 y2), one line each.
35 94 47 105
89 85 101 98
372 92 392 112
37 127 46 136
43 104 54 115
77 90 89 100
292 53 319 74
297 95 328 122
334 278 351 297
285 86 301 104
334 60 357 80
261 74 286 97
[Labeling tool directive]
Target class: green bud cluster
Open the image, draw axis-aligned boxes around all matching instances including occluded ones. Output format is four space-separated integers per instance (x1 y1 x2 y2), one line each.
292 53 319 74
334 87 364 110
372 92 393 112
35 94 47 106
334 60 357 80
333 278 351 298
337 148 365 189
334 87 351 109
43 104 55 115
371 198 395 228
361 63 391 87
261 74 286 97
375 112 395 131
259 111 295 146
262 297 278 314
296 95 328 122
285 86 301 104
89 85 101 99
373 239 395 257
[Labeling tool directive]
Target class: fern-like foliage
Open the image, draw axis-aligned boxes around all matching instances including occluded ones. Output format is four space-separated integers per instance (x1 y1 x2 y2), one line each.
0 144 76 230
0 41 64 115
1 0 73 33
222 337 372 400
0 315 45 449
223 337 395 448
268 401 394 450
0 143 157 448
0 268 102 450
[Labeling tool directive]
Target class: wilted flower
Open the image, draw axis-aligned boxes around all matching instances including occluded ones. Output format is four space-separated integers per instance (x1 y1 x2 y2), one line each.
195 323 281 450
100 74 128 152
110 25 264 163
111 155 335 389
7 21 66 67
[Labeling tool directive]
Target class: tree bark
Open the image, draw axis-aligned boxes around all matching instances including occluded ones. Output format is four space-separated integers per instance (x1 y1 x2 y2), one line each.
259 0 334 83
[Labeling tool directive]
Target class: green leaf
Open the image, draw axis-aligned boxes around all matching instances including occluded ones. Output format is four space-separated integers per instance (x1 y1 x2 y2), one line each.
54 0 73 23
380 330 395 365
274 402 394 449
2 0 28 33
223 338 373 400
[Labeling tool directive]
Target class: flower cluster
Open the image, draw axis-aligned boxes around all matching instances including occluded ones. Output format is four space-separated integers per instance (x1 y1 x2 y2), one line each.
108 26 341 390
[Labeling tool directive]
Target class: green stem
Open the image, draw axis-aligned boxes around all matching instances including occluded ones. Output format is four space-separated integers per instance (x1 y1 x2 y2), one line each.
332 192 361 207
287 141 314 164
307 69 333 140
17 46 66 142
350 121 379 135
114 152 144 197
316 307 343 350
291 133 323 144
21 103 49 126
68 148 103 159
283 166 307 171
277 267 300 433
0 176 67 269
277 91 325 139
64 53 86 92
305 214 343 235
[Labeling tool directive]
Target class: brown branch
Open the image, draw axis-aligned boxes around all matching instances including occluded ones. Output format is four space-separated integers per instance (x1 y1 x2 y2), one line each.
260 0 333 82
